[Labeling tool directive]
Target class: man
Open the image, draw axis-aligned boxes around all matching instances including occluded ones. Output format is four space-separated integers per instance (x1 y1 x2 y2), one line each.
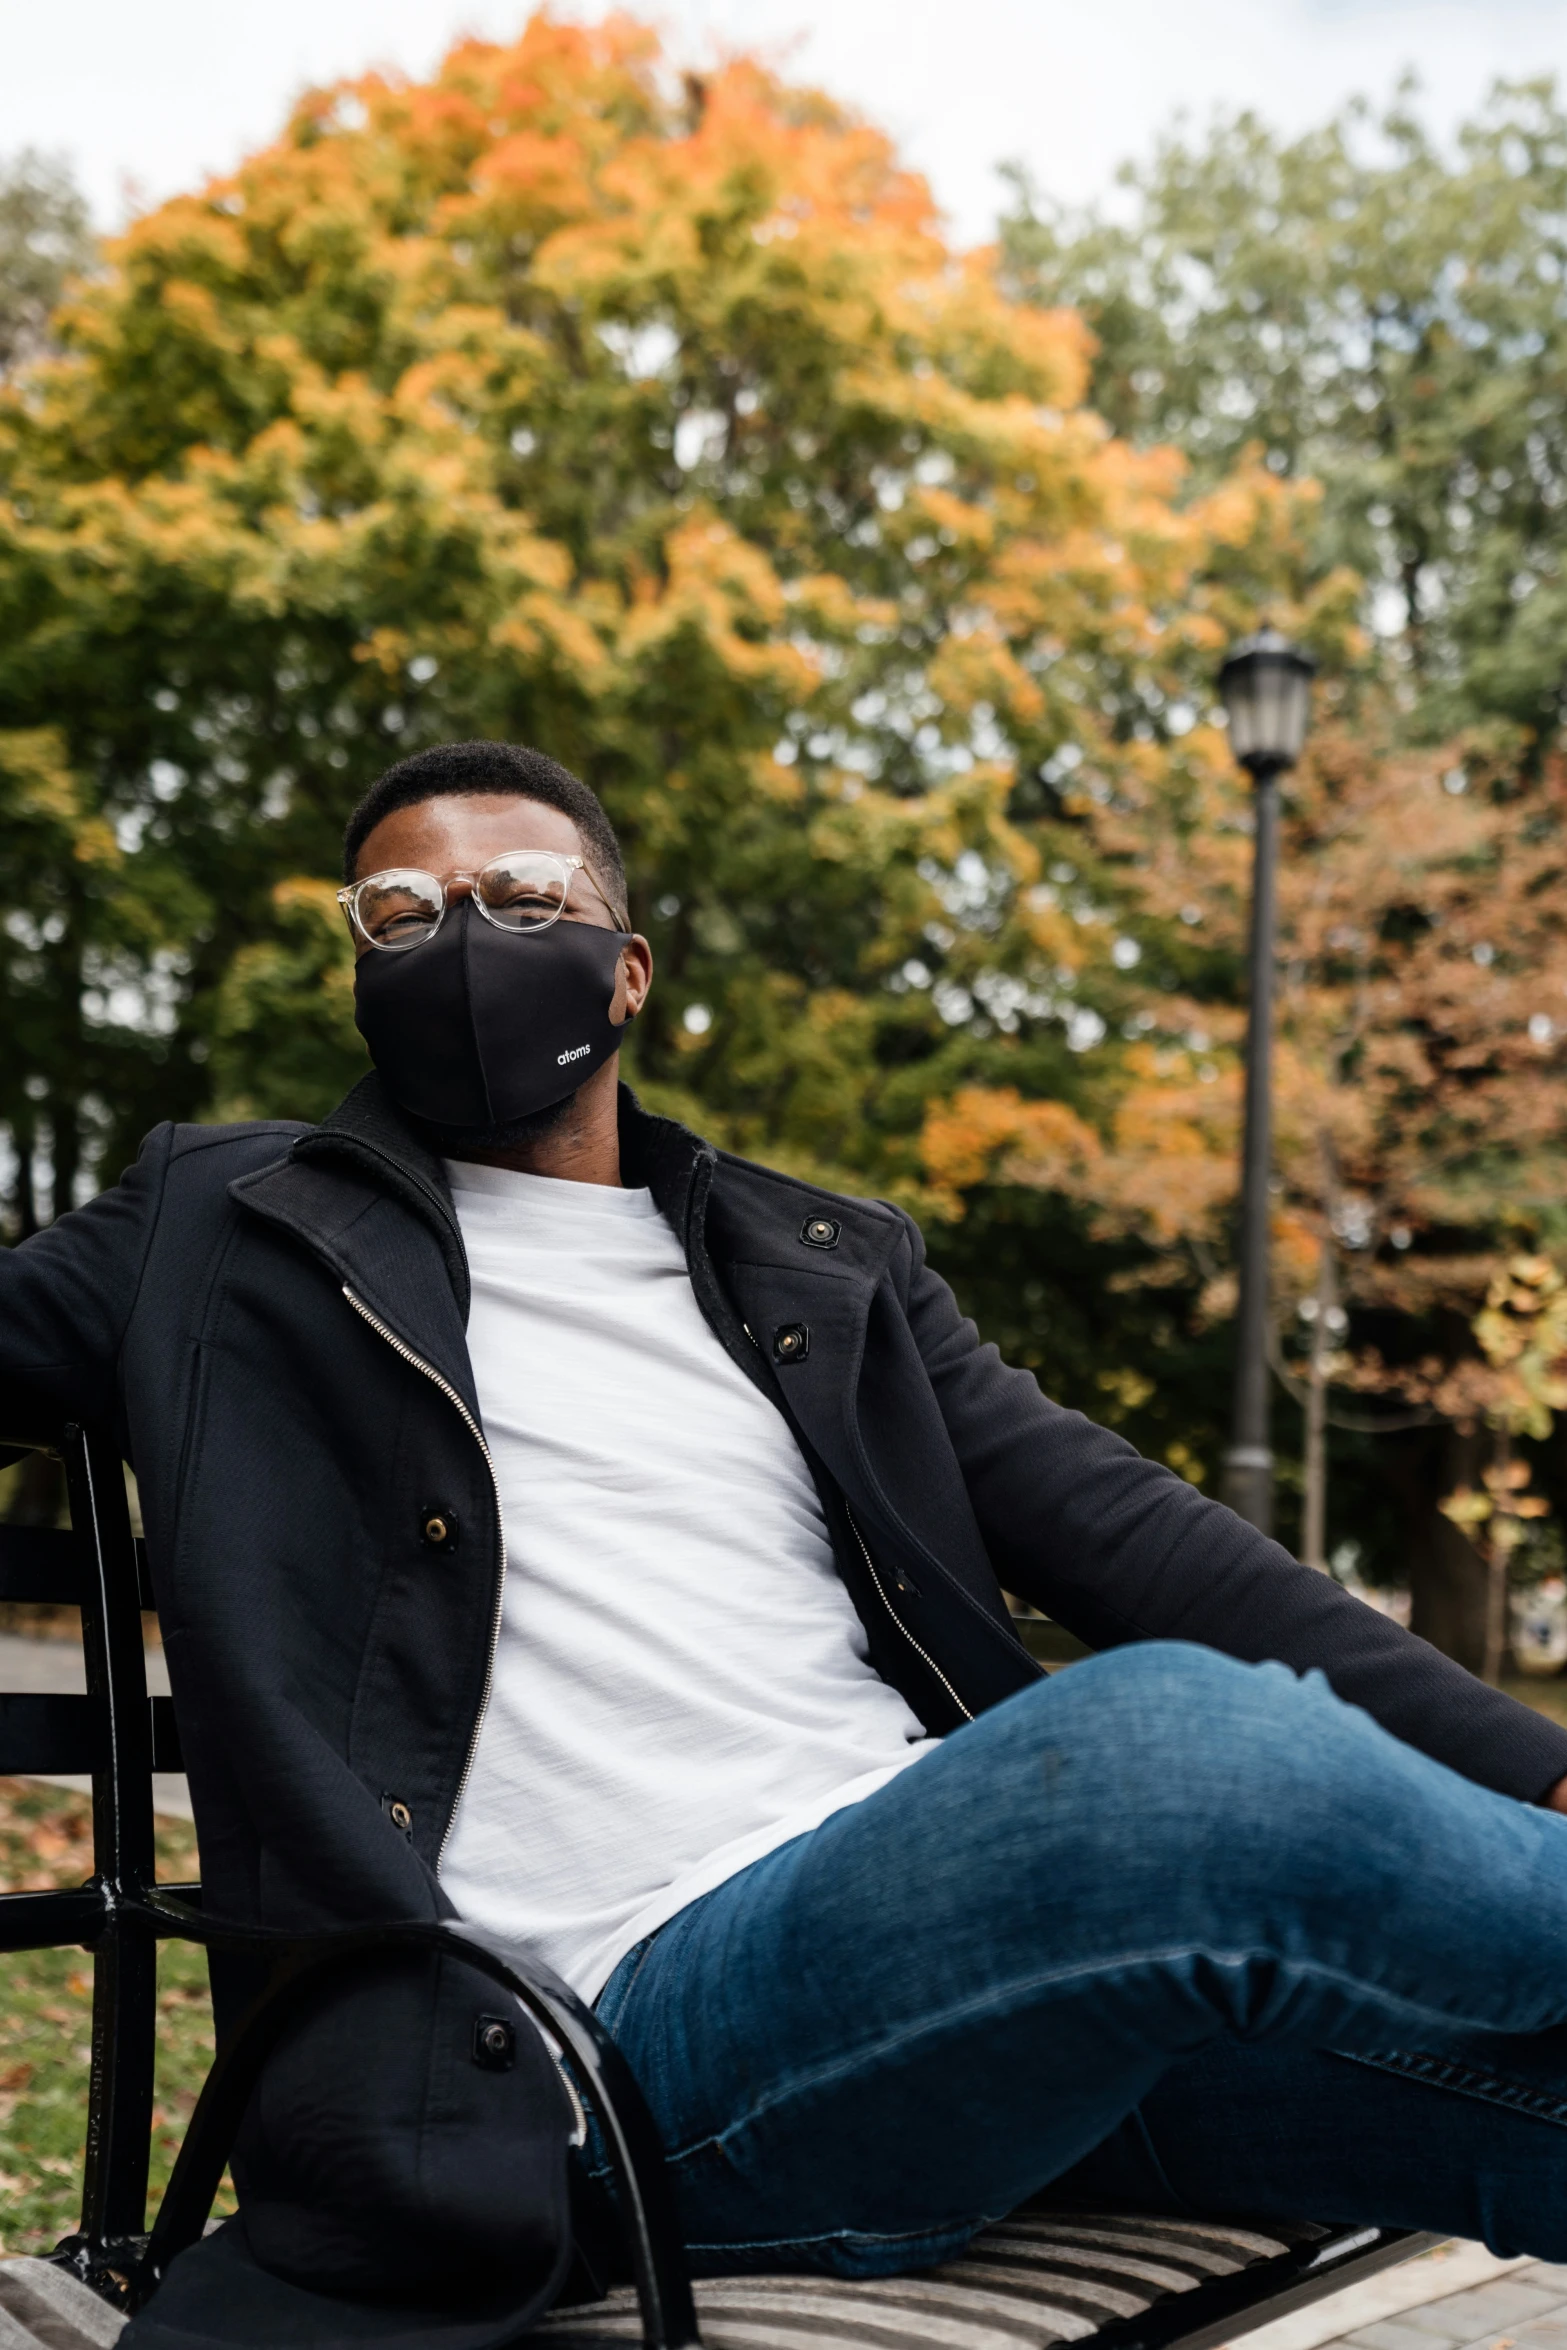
9 739 1567 2350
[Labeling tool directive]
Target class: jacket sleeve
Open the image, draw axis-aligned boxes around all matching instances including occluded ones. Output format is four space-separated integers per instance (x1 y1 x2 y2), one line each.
0 1124 172 1429
896 1210 1567 1806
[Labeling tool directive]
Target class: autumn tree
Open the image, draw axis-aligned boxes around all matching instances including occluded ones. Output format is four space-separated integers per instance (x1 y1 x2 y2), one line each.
14 24 1561 1657
0 16 1307 1231
981 88 1567 1650
1439 1254 1567 1682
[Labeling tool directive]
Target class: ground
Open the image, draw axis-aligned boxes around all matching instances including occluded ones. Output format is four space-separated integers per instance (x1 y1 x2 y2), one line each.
1239 2243 1567 2350
0 1778 235 2258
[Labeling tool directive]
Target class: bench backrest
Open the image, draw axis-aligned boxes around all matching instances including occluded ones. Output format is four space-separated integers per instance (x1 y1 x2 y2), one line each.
0 1413 190 2273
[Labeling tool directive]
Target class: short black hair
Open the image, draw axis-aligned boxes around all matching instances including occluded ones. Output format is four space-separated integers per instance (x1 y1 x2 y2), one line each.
342 741 628 919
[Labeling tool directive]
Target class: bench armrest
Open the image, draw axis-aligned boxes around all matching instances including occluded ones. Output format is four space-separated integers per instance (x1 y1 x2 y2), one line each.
120 1895 700 2349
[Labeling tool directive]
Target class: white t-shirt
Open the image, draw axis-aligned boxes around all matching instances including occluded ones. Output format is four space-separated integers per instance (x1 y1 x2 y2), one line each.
438 1161 936 1999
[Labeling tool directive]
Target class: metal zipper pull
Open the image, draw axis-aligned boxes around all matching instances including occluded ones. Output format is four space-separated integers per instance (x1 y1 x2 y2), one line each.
844 1503 972 1723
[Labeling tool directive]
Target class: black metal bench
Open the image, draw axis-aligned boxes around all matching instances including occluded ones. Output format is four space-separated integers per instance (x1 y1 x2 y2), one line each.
0 1412 1433 2349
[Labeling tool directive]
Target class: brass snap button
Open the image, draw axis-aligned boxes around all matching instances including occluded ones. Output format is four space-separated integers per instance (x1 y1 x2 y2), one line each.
800 1215 840 1250
381 1793 414 1839
772 1323 810 1363
420 1509 458 1551
473 2015 516 2072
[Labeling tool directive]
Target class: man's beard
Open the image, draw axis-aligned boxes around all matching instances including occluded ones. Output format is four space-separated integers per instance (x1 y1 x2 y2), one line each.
412 1088 579 1156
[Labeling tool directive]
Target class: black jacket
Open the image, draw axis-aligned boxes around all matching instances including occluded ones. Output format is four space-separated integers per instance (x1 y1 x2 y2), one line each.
5 1075 1565 2340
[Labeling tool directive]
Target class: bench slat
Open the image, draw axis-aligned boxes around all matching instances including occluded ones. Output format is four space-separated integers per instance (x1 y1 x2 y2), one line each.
1031 2216 1317 2258
0 1529 155 1610
942 2265 1178 2314
0 1693 106 1773
0 1527 88 1605
0 1885 109 1955
533 2215 1318 2350
150 1695 183 1773
0 1694 182 1776
982 2227 1242 2277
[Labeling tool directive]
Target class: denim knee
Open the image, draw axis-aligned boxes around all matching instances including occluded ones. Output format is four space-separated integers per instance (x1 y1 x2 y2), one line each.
1024 1638 1314 1757
1003 1641 1391 1897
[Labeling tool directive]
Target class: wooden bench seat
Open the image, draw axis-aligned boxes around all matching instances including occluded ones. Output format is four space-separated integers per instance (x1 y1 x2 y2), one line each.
533 2209 1427 2350
0 2209 1427 2350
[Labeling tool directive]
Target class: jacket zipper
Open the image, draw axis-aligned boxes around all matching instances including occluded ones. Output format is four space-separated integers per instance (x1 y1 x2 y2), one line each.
844 1502 973 1724
341 1286 506 1862
737 1322 974 1726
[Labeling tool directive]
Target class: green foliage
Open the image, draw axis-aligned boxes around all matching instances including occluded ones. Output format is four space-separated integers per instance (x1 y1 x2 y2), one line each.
211 878 367 1123
0 18 1303 1224
9 34 1567 1612
0 152 91 379
997 82 1567 1601
0 725 194 1231
1000 79 1567 754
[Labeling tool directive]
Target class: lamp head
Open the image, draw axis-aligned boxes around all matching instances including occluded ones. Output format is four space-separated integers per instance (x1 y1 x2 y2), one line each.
1218 626 1315 778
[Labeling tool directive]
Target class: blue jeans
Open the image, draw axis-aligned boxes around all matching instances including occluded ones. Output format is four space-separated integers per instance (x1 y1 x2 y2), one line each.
593 1644 1567 2275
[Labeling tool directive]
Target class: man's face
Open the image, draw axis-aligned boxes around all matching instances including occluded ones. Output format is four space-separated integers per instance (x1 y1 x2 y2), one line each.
352 792 652 1023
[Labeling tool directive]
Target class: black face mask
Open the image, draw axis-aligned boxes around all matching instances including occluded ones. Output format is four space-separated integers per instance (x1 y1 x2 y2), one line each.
353 901 634 1141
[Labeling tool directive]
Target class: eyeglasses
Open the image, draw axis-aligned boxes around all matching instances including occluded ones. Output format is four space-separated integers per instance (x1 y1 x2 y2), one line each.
337 850 625 953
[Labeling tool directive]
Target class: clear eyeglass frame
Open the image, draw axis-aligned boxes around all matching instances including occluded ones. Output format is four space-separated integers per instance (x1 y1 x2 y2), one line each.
337 849 620 953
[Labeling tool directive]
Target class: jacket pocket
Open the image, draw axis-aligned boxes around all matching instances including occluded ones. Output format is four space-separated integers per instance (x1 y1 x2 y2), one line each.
236 1945 577 2303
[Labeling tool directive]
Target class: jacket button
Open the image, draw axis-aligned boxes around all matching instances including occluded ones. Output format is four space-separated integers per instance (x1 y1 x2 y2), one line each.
421 1510 458 1551
473 2015 516 2072
381 1793 414 1838
800 1215 840 1250
772 1323 810 1364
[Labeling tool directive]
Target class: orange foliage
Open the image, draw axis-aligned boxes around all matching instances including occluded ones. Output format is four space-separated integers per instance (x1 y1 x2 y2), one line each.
922 1088 1101 1207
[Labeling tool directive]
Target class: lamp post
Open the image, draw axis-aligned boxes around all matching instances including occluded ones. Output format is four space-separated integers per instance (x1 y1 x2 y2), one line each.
1217 627 1315 1536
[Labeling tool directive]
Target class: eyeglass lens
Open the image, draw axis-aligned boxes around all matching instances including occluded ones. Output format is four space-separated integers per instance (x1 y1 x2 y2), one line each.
354 853 573 950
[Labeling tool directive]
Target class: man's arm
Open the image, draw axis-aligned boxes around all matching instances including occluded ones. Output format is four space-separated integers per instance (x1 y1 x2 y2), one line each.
894 1211 1567 1807
0 1125 172 1425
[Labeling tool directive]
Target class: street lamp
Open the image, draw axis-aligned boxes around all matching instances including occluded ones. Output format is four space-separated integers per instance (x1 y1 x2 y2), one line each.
1217 627 1315 1536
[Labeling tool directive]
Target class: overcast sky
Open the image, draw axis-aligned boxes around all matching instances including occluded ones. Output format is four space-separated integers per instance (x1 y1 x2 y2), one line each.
4 0 1567 243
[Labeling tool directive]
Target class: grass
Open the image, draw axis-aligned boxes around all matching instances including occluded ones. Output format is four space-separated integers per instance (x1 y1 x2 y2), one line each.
0 1777 234 2259
1503 1673 1567 1728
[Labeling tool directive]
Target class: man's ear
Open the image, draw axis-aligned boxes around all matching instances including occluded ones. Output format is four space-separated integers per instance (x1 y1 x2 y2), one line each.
612 935 654 1025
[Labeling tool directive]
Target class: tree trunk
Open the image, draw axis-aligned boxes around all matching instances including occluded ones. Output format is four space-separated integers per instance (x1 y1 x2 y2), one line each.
1385 1425 1489 1672
10 1112 40 1240
1302 1243 1335 1572
1482 1428 1512 1689
50 1091 78 1225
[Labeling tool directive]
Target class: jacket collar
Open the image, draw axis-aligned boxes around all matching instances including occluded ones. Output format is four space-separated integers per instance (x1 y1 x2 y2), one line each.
291 1074 471 1317
229 1074 952 1600
233 1072 717 1357
618 1088 719 1258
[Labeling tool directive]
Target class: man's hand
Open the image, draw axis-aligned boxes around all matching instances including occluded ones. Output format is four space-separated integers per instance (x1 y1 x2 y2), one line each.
1546 1775 1567 1814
